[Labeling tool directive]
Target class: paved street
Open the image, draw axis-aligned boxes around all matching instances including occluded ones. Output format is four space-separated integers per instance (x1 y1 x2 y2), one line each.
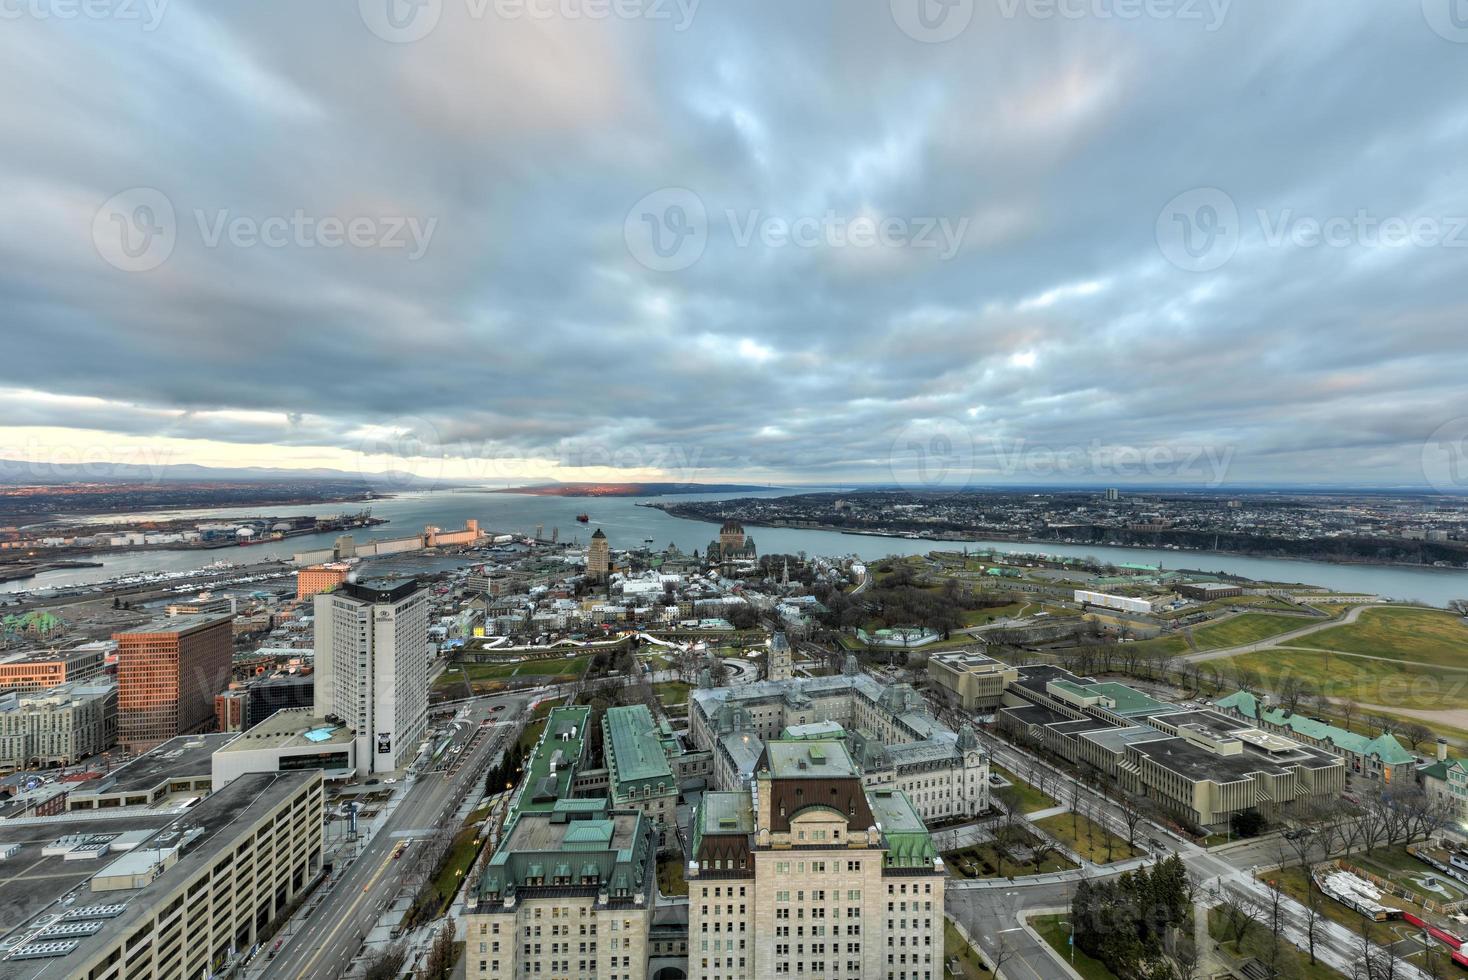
256 691 530 980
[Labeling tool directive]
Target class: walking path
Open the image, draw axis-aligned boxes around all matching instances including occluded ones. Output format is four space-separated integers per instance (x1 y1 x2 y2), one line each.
1181 602 1394 663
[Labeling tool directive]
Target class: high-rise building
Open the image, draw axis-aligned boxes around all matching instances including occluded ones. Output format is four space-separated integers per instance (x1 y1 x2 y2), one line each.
766 631 793 682
313 578 429 775
1105 487 1120 502
587 528 611 581
687 739 944 980
114 615 233 752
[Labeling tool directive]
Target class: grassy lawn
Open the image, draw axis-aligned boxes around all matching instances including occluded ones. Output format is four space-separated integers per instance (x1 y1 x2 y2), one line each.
990 764 1058 814
1190 612 1313 649
656 855 688 896
1115 633 1191 657
1291 607 1468 668
944 834 1079 879
1207 906 1347 979
1030 914 1119 980
1033 812 1142 864
653 681 691 706
431 824 487 907
943 917 994 978
1224 647 1465 711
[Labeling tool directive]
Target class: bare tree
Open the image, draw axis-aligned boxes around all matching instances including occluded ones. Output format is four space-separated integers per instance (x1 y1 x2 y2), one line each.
1215 886 1264 947
1340 699 1359 734
1278 674 1314 715
1118 792 1147 851
1398 722 1436 754
360 943 409 980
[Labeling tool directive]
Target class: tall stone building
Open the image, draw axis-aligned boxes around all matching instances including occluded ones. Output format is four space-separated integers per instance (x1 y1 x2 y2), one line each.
587 528 611 582
766 631 793 682
687 739 944 980
706 519 757 561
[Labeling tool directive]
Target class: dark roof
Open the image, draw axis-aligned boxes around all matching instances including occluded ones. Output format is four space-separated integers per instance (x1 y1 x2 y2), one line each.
339 578 420 604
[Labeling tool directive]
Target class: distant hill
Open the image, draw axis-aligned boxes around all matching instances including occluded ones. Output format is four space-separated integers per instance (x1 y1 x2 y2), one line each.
494 482 777 497
0 458 460 488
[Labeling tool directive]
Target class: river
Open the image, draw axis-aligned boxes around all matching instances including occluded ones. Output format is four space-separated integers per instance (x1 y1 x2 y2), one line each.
8 488 1468 607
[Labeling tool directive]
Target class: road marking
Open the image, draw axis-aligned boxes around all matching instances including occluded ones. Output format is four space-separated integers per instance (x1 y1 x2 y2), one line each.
295 847 397 980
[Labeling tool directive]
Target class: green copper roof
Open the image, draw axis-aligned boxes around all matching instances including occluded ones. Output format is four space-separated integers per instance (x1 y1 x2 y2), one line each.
604 704 674 793
1216 690 1415 765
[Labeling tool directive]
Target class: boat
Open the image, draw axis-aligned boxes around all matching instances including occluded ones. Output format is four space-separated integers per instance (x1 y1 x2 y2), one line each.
576 514 590 523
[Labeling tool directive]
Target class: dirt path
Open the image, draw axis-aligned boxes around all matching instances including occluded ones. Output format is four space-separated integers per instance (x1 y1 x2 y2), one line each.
1350 702 1468 732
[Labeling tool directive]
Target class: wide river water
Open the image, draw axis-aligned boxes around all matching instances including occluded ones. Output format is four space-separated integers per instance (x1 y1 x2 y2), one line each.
10 488 1468 607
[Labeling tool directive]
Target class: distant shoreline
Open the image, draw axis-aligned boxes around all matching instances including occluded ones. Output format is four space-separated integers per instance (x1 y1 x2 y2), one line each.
493 482 777 498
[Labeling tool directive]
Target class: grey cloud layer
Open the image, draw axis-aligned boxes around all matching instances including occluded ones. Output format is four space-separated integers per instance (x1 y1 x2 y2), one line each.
1 0 1466 485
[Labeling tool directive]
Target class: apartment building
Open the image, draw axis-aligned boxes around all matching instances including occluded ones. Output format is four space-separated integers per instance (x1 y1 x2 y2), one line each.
687 739 944 980
0 770 323 980
114 615 233 752
465 798 658 980
0 681 117 770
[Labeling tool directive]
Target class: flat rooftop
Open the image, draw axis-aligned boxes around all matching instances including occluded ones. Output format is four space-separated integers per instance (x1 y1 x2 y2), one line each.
930 650 1005 671
114 613 233 637
763 739 860 779
72 734 234 798
866 789 926 834
0 772 317 975
605 705 673 785
217 709 353 751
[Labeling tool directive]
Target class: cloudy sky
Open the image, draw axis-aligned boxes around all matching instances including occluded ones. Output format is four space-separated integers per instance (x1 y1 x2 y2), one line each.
2 0 1466 489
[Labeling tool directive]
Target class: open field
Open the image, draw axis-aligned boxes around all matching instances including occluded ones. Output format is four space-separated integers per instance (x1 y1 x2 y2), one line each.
1189 612 1316 649
1033 812 1142 864
1114 633 1192 657
1290 607 1468 668
653 681 690 706
1224 647 1468 711
990 764 1058 814
1207 906 1346 979
1030 915 1118 980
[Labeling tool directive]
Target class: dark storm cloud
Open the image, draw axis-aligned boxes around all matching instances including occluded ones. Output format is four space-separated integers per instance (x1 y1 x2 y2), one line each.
0 0 1465 485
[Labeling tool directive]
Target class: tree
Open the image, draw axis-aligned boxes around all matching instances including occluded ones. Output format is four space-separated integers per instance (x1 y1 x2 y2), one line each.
1448 599 1468 618
1278 674 1314 715
1215 887 1263 946
423 918 457 979
1340 699 1359 734
1398 722 1436 754
1118 792 1147 851
360 943 408 980
1230 809 1266 839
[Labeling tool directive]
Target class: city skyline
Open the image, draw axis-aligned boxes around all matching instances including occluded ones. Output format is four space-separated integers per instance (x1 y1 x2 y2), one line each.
3 3 1467 490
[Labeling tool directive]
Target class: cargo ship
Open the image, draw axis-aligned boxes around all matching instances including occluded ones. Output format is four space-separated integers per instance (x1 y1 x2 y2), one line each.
576 514 590 523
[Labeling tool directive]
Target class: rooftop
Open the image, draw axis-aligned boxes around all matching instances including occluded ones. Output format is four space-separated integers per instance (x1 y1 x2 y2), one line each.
215 708 354 751
762 739 861 779
113 613 233 638
604 705 673 788
72 734 234 799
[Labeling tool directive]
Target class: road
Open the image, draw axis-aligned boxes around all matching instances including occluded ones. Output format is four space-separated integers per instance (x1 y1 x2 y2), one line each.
1181 601 1393 662
260 690 531 980
951 722 1434 979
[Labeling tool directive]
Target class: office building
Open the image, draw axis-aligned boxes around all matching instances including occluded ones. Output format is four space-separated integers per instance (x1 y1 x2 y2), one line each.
1214 689 1414 782
243 673 315 728
1073 590 1166 615
603 704 678 849
66 733 231 811
0 770 323 980
0 644 107 693
313 578 429 775
588 529 611 582
686 739 944 980
1105 487 1120 501
214 690 246 732
114 615 233 752
927 651 1019 710
0 681 117 770
465 797 658 980
691 663 988 823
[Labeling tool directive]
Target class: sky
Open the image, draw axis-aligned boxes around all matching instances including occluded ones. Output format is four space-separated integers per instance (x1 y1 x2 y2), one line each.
2 0 1467 491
